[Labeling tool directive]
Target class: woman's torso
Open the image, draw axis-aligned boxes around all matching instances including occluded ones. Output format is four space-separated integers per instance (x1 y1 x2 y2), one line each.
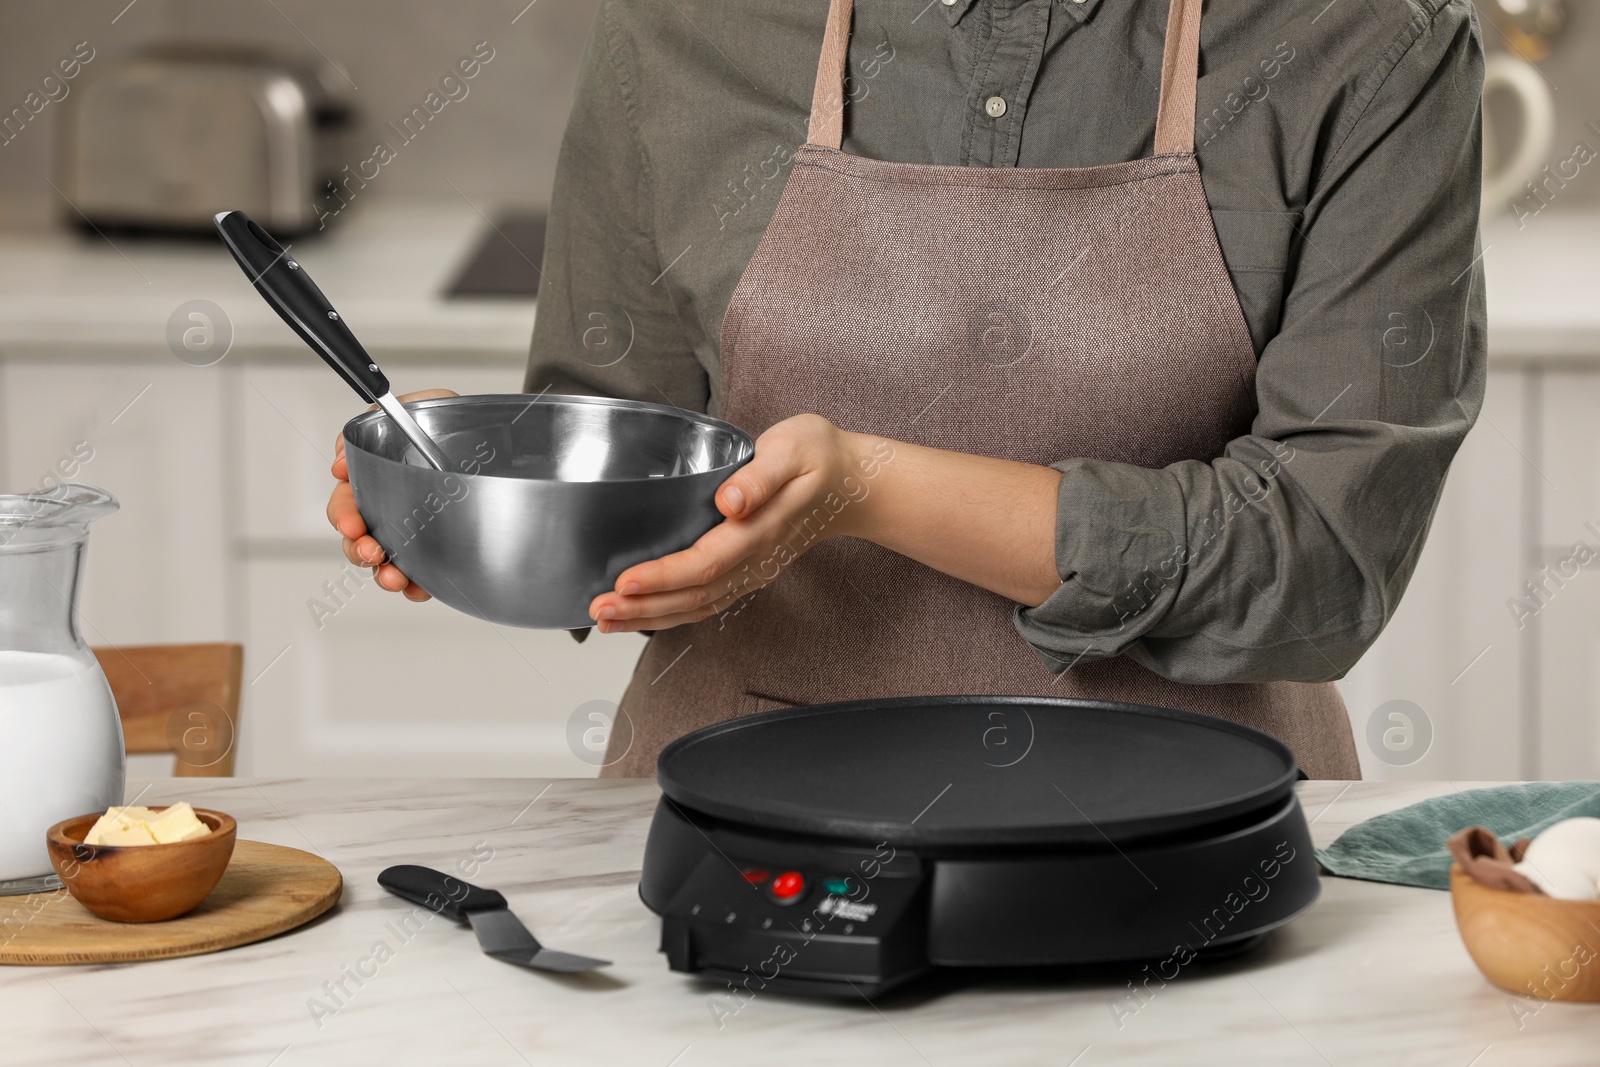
559 0 1420 410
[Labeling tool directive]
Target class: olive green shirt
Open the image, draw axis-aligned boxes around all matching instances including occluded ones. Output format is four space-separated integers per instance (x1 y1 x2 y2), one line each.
525 0 1487 684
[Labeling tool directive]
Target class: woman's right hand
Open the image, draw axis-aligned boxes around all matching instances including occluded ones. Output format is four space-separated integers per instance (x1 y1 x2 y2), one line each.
326 388 458 603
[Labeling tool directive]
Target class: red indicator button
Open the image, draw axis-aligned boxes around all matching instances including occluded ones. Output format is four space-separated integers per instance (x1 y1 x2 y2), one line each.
770 871 806 904
741 868 770 884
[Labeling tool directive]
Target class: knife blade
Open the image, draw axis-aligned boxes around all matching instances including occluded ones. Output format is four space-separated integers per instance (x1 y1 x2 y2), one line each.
377 864 610 972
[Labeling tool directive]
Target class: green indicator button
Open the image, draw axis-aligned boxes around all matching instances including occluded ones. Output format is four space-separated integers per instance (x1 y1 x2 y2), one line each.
823 878 850 895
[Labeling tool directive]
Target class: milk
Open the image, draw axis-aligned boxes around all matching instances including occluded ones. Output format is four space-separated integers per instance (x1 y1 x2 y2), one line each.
0 650 124 884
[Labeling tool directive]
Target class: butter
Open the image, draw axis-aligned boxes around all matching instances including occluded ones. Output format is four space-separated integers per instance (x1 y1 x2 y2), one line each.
96 823 159 846
84 801 211 846
148 802 211 844
84 806 156 845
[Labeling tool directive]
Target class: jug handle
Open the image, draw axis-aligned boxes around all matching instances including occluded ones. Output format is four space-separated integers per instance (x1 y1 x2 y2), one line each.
1482 52 1556 214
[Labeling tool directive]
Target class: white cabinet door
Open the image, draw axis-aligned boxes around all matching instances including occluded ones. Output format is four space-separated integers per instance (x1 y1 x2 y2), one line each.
237 362 521 542
240 555 646 777
1534 371 1600 780
1337 369 1528 780
0 358 228 645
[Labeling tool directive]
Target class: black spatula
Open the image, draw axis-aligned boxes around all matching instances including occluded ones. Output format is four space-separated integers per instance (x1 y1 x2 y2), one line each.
378 864 610 973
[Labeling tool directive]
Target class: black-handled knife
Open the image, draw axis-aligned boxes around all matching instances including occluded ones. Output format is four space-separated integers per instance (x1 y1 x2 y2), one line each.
377 865 611 973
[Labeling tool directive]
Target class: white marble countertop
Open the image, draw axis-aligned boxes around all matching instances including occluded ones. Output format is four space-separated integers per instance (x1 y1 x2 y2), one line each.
1 778 1593 1066
0 196 1595 365
0 199 535 361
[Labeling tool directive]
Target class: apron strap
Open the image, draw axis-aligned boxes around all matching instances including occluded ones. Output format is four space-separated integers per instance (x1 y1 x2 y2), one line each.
806 0 854 148
1153 0 1202 155
806 0 1202 156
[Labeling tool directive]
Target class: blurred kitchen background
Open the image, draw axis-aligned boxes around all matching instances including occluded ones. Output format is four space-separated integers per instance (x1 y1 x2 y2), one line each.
0 0 1598 782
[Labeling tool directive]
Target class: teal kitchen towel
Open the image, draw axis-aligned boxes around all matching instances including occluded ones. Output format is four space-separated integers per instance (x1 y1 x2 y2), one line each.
1315 782 1600 890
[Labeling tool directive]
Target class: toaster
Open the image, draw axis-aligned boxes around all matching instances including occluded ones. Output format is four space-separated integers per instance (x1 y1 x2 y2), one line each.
54 46 350 234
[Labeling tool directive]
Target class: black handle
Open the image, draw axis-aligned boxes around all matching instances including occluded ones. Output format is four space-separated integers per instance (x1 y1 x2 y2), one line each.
377 864 507 921
213 210 390 403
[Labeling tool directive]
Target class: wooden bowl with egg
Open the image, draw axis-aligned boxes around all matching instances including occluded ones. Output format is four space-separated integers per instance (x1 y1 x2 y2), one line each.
1450 866 1600 1002
46 805 236 922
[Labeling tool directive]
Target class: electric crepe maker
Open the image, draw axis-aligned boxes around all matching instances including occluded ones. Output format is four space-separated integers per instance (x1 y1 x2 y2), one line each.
639 696 1321 997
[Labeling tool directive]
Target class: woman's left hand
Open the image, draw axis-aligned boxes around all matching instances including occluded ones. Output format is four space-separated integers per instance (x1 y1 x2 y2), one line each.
589 413 888 633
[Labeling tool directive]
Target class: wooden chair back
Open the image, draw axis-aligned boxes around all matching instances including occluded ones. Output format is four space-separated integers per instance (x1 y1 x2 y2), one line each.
92 644 243 777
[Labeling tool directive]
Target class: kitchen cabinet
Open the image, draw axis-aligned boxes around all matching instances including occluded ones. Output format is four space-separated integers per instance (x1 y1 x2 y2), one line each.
1336 370 1528 779
1341 366 1600 782
236 363 509 542
240 558 646 778
1532 371 1600 780
0 357 229 645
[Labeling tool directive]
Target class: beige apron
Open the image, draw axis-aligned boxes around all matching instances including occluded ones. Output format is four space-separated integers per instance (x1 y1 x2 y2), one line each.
605 0 1361 780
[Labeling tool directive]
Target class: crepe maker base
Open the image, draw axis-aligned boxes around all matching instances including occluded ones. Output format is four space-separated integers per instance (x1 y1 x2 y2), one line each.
640 696 1321 997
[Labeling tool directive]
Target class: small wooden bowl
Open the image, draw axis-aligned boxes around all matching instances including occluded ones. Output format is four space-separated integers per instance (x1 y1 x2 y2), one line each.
1450 864 1600 1002
46 808 237 923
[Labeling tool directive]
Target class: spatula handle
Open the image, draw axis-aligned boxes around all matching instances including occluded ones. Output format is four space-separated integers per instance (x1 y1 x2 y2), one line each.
213 210 391 404
377 864 506 920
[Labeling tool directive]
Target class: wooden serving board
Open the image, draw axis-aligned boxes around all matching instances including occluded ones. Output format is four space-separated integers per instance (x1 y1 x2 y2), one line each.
0 840 342 965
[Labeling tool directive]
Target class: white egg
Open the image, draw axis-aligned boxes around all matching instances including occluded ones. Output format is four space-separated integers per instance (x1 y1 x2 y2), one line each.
1522 816 1600 883
1513 859 1600 900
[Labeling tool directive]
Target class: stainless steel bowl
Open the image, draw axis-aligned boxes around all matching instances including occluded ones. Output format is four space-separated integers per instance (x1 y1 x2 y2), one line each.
343 395 754 629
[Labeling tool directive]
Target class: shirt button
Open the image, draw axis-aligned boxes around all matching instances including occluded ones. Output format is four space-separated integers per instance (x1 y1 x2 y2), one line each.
985 95 1007 119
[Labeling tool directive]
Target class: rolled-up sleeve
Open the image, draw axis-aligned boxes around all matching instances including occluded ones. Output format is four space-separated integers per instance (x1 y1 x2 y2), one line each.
523 2 708 410
1016 4 1487 683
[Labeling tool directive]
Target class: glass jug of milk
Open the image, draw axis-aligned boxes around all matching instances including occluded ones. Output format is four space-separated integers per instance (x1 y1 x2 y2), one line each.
0 484 124 894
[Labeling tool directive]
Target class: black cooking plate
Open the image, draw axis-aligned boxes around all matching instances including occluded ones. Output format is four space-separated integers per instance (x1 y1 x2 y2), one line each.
656 695 1299 849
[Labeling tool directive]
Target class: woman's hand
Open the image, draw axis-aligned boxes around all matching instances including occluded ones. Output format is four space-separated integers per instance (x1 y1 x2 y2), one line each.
588 414 892 633
326 388 458 602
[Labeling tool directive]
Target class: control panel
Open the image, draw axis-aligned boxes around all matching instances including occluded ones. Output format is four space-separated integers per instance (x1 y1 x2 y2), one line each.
639 799 930 997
